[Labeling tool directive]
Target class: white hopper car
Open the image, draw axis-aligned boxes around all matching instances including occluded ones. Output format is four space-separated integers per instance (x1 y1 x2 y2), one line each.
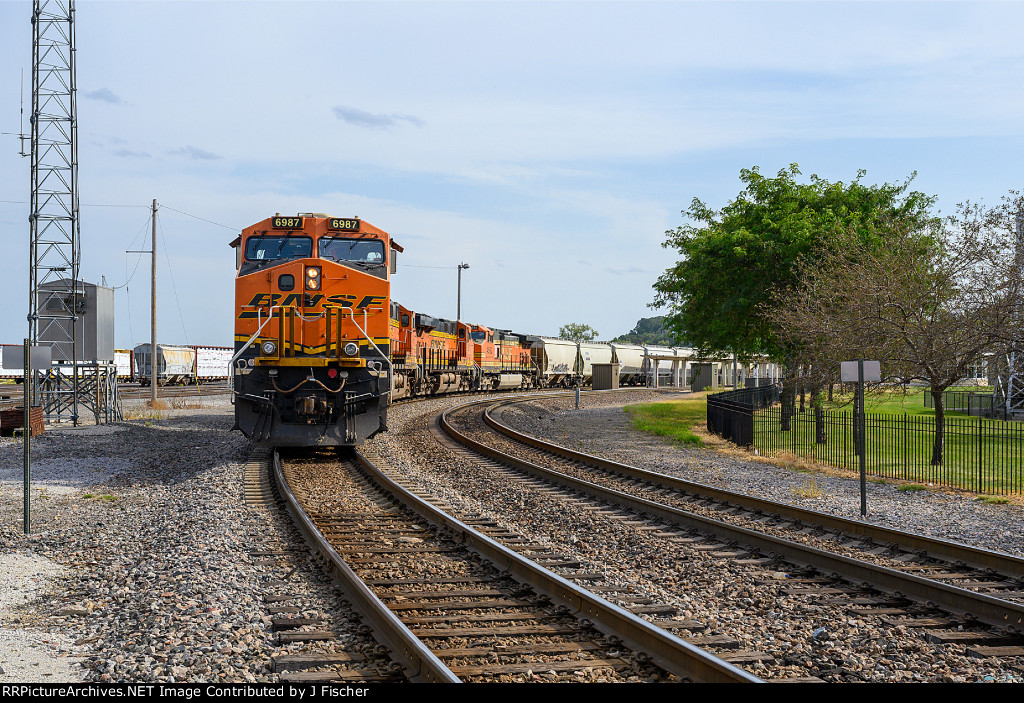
131 344 233 385
528 337 697 388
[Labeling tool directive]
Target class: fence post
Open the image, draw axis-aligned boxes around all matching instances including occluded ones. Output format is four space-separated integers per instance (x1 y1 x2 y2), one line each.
793 409 797 454
978 414 983 494
903 414 908 481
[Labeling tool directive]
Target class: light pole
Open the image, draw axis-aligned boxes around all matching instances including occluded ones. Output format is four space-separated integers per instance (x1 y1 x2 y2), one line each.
457 262 470 321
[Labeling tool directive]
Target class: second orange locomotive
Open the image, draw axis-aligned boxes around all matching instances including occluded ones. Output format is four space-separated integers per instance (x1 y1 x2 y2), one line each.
231 213 535 448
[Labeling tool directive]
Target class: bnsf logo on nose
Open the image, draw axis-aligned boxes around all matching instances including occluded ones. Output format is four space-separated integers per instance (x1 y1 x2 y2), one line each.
244 294 386 308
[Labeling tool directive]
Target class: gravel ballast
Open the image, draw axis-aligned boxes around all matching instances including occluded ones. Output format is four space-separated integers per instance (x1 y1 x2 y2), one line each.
0 396 273 682
497 390 1024 558
4 388 1024 683
367 389 1024 683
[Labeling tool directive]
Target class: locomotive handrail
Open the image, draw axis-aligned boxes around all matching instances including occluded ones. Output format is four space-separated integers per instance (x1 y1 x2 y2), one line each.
227 305 286 399
347 307 393 396
231 305 392 397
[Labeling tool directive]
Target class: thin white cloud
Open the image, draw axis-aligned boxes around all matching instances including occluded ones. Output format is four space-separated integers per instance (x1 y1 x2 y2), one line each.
113 148 150 159
170 145 223 161
604 266 652 276
84 88 122 104
332 106 425 130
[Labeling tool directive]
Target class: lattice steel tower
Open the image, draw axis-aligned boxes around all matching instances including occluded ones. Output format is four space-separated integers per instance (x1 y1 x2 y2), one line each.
28 0 80 421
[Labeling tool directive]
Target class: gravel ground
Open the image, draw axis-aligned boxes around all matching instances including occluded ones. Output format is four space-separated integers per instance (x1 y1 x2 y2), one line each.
0 396 272 682
6 387 1024 684
498 390 1024 558
367 388 1024 683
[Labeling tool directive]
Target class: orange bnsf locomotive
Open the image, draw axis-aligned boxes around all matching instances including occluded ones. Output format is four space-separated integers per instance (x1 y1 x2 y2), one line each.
230 213 535 447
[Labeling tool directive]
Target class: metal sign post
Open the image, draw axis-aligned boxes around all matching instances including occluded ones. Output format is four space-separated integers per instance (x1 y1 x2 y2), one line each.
857 360 866 516
23 338 30 534
4 341 52 534
841 360 880 517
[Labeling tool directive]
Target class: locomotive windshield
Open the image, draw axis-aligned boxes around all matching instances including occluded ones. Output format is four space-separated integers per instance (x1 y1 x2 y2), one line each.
318 237 385 264
245 236 313 261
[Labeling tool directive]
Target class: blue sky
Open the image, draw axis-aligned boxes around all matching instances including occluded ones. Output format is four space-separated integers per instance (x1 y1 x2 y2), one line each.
1 0 1023 350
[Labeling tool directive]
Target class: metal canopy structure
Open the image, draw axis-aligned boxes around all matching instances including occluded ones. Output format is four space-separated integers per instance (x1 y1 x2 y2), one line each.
642 352 690 389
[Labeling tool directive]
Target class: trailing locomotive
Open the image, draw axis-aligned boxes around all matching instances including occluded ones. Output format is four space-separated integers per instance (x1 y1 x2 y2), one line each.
389 306 535 400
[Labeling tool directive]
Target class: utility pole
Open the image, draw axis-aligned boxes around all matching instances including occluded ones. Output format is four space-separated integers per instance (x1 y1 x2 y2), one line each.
151 199 157 407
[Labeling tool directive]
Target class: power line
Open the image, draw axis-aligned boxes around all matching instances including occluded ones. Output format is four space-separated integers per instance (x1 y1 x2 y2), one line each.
404 264 462 269
0 199 149 208
4 198 241 231
159 203 240 231
157 214 190 346
109 212 155 290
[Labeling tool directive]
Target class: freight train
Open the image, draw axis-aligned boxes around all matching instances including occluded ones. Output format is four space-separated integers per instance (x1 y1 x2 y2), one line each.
229 213 776 447
231 214 548 446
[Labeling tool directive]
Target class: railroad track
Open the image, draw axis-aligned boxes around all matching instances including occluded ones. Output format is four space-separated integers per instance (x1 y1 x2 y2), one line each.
118 383 231 400
271 433 763 682
437 395 1024 670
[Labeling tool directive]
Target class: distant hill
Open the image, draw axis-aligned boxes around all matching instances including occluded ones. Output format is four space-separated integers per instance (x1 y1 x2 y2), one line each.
611 316 684 346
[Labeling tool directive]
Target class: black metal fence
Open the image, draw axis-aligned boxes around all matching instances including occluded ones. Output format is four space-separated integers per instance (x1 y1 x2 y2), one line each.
707 386 780 447
752 405 1024 495
922 388 1001 418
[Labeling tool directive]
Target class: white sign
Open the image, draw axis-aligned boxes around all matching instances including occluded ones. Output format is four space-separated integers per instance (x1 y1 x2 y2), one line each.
1 345 52 371
841 360 881 383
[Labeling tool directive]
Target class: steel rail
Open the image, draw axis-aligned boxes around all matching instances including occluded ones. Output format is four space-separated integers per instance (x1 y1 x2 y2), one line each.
271 450 461 683
482 396 1024 580
350 447 763 683
439 399 1024 632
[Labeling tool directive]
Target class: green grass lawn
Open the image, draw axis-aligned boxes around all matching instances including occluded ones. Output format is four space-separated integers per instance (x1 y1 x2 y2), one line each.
624 387 1023 497
756 400 1023 495
816 385 992 417
623 393 708 447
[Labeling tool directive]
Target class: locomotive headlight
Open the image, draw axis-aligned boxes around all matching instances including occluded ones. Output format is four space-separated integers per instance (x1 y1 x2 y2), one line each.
343 342 359 357
261 340 277 356
305 266 321 290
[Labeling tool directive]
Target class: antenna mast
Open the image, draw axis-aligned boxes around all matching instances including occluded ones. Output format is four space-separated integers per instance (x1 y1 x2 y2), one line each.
28 0 80 423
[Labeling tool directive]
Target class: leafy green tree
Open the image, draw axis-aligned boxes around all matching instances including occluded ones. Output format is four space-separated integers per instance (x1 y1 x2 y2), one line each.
558 322 599 342
652 164 936 361
772 195 1024 465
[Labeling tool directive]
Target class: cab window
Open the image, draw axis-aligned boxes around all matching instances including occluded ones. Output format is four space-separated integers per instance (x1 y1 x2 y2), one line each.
245 236 312 261
319 237 385 263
